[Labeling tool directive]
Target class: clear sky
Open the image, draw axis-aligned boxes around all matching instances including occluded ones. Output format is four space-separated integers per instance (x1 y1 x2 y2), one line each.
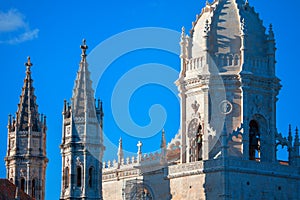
0 0 299 199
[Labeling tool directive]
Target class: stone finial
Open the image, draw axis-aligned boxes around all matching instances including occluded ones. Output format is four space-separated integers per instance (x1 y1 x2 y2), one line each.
206 0 210 6
137 141 142 154
25 56 33 75
117 137 124 165
245 0 249 6
268 24 274 40
25 56 33 67
80 39 88 59
137 141 142 163
161 129 167 149
8 114 12 128
295 127 299 142
288 124 293 143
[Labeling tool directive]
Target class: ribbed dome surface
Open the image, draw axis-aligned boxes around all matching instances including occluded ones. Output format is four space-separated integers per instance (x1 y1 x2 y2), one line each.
188 0 268 73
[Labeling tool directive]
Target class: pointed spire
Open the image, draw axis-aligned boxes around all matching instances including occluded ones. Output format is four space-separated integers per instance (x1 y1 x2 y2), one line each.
268 24 274 40
7 114 12 128
160 129 167 165
181 26 185 38
160 128 167 149
117 137 124 165
245 0 249 6
295 127 299 146
15 57 40 132
99 100 103 117
288 124 293 143
72 39 96 118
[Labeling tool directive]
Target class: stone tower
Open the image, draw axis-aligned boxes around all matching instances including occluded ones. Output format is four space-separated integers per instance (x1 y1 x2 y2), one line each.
176 0 281 163
60 40 105 200
5 57 48 200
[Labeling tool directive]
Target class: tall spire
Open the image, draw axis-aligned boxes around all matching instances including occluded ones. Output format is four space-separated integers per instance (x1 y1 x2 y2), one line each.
16 56 40 132
6 57 48 200
72 39 95 118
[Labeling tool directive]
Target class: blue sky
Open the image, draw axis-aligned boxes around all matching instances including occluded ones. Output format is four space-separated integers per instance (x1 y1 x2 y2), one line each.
0 0 300 199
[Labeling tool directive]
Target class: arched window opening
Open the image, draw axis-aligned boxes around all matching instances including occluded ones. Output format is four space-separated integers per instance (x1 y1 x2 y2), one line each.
32 179 36 198
77 167 82 187
20 178 25 191
196 124 203 161
249 120 261 160
88 167 94 188
64 167 69 189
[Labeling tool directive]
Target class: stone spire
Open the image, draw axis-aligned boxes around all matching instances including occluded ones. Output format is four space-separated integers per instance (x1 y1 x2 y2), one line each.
5 57 48 200
117 137 124 165
137 141 142 163
160 129 167 164
16 57 40 132
60 40 104 200
72 39 96 118
160 129 167 149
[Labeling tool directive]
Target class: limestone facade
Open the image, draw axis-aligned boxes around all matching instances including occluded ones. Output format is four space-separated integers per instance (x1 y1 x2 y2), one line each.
102 0 300 199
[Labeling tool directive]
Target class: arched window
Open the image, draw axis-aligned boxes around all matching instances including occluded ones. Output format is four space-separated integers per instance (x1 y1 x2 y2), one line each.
64 167 69 189
32 179 36 198
196 124 203 161
249 120 261 160
77 166 82 187
88 167 94 188
20 178 25 191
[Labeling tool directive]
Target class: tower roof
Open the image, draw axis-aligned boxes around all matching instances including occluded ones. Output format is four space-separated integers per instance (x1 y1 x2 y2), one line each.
190 0 267 57
72 39 96 118
15 57 41 132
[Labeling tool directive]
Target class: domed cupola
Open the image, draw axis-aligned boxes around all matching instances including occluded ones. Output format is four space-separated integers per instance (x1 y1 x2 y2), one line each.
177 0 280 163
181 0 274 76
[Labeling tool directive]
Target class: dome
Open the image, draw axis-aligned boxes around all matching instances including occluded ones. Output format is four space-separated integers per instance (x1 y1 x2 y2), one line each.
183 0 272 75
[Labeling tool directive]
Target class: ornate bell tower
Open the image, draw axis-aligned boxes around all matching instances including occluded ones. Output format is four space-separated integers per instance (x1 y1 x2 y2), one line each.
5 57 48 200
176 0 281 163
60 40 105 200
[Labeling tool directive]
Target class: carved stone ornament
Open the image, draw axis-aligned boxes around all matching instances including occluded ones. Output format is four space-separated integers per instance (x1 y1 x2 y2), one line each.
76 157 82 166
219 100 233 115
191 100 200 114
